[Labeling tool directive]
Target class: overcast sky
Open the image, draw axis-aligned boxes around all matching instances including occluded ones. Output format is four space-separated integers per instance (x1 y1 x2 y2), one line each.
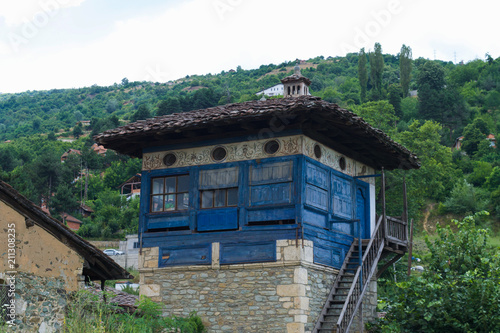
0 0 497 93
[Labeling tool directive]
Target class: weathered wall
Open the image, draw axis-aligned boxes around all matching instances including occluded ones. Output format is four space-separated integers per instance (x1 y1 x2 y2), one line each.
0 201 84 292
0 272 68 332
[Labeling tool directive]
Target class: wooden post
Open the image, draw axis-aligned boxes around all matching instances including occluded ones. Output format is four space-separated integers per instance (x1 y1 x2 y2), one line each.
381 168 387 241
407 218 414 276
403 173 408 242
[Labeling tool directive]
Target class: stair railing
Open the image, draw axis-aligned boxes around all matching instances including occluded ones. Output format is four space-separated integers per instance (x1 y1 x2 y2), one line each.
335 214 385 333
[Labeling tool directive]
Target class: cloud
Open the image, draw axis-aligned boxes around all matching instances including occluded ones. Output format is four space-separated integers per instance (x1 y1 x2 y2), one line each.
0 0 86 27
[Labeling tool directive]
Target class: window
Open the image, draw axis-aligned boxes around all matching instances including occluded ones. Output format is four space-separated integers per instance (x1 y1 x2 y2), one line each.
201 188 238 208
150 175 189 212
199 167 239 209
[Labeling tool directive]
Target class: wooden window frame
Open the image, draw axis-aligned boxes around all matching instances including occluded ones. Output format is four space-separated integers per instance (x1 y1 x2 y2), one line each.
150 174 189 213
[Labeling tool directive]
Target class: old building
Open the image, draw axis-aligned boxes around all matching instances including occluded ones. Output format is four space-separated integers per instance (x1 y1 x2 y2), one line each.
0 180 132 332
95 70 419 333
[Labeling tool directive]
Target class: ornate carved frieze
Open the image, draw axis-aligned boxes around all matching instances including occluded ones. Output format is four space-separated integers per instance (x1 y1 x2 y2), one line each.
142 135 374 183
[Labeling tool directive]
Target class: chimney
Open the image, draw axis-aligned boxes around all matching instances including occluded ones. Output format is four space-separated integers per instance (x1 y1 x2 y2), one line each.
281 62 311 98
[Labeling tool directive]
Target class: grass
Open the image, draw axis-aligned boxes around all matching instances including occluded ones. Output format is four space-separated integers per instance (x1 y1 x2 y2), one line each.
63 290 205 333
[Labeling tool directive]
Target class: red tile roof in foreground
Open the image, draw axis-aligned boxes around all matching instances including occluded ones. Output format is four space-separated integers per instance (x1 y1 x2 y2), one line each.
94 96 420 170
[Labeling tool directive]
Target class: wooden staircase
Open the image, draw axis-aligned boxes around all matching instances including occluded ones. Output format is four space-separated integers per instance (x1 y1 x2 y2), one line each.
313 171 409 333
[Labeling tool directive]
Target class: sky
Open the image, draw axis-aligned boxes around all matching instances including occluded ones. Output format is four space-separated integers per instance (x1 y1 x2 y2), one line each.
0 0 497 94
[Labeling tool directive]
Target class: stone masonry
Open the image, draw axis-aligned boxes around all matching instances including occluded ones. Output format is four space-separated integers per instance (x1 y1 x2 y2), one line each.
139 240 377 333
1 272 75 333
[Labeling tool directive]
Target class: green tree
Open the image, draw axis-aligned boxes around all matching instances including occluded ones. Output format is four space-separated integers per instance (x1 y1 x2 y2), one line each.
73 123 83 139
417 61 445 120
157 97 182 116
387 84 402 118
352 100 397 133
130 104 151 122
462 122 486 156
369 43 384 100
51 183 79 214
399 44 412 98
382 212 500 332
358 48 368 103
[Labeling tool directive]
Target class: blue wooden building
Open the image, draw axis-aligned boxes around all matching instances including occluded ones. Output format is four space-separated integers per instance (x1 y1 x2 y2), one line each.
95 69 420 332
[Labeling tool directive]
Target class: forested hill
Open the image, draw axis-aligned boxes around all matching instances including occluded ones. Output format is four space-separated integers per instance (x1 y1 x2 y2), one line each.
0 44 499 239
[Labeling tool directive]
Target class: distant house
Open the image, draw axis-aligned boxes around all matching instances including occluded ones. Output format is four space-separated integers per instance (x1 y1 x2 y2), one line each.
256 83 284 97
409 90 418 97
91 143 107 156
77 120 91 127
454 136 464 150
60 148 81 162
61 212 83 231
118 174 141 198
78 203 94 218
454 134 497 150
0 180 132 332
487 134 497 148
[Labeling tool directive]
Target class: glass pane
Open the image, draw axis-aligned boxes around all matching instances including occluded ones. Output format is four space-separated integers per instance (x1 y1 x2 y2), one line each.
164 194 176 211
214 189 226 207
201 191 213 208
177 175 190 192
152 178 164 194
227 188 238 206
151 195 163 212
165 177 176 193
177 193 189 210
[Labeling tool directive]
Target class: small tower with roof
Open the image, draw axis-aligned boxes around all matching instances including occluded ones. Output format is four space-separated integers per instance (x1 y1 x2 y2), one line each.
281 63 311 97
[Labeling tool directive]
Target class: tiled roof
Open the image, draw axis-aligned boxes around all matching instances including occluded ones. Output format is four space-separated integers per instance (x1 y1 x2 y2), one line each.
94 96 420 170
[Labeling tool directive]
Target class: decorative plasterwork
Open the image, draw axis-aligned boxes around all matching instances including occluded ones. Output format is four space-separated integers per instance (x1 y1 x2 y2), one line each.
142 135 375 183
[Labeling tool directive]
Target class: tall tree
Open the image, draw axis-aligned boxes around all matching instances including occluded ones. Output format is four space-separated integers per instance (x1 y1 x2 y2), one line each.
388 84 402 118
358 48 368 103
369 43 384 100
417 61 445 120
399 44 413 98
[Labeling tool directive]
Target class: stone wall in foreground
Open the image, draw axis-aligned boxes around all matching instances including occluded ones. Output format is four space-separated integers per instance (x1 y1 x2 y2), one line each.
1 272 70 333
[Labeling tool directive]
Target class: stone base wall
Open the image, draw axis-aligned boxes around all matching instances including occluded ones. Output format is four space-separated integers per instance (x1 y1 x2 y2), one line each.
2 272 71 332
139 240 378 333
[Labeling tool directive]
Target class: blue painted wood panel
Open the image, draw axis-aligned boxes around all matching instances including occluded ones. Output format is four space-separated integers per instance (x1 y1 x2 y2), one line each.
250 183 292 206
250 161 292 185
303 208 328 228
305 184 328 211
197 208 238 231
220 241 276 264
306 162 329 189
246 206 295 222
314 245 342 267
332 175 352 219
200 167 239 189
159 244 211 267
147 214 189 230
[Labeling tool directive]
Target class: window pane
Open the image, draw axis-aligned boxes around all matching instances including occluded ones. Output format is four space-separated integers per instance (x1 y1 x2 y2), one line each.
227 188 238 206
214 189 226 207
165 177 176 193
177 193 189 210
201 191 213 208
151 195 164 212
164 194 176 211
152 178 164 194
177 175 190 192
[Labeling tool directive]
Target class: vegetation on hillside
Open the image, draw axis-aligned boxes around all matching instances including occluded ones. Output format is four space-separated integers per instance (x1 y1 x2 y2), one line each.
0 43 499 240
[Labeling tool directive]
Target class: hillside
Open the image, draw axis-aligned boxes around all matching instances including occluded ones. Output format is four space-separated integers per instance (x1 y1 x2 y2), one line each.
0 45 499 239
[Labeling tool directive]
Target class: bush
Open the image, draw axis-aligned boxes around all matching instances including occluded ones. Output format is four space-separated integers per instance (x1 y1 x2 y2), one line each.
376 212 500 332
